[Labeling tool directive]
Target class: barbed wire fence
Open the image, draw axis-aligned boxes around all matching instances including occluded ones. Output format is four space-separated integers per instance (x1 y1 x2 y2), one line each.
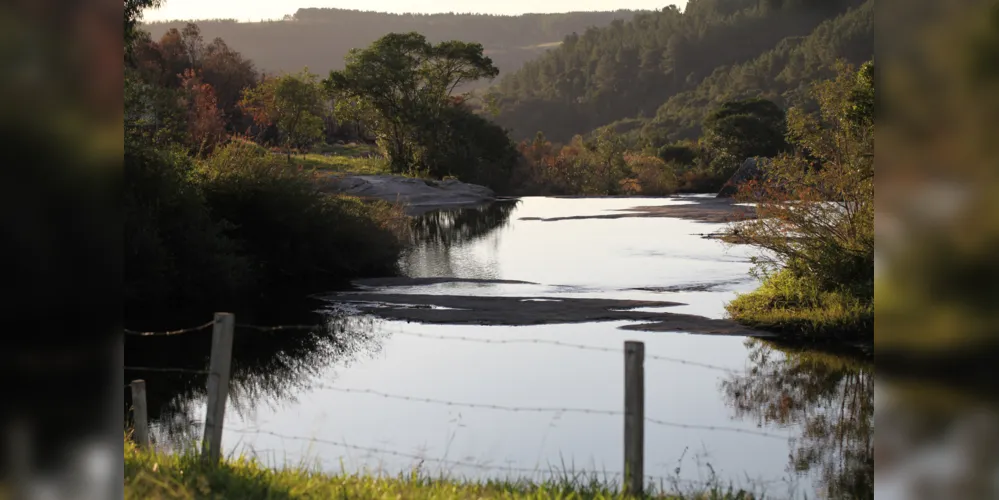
124 313 792 494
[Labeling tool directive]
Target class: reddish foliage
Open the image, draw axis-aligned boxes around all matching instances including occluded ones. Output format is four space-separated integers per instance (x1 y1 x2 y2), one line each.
179 69 227 154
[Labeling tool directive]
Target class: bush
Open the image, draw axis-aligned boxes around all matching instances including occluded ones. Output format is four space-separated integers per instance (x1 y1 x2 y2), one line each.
124 140 250 310
621 154 678 196
196 141 404 291
726 267 873 340
726 62 874 341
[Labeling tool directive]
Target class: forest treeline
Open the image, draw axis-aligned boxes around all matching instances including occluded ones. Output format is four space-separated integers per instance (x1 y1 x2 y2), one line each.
140 9 638 89
489 0 873 145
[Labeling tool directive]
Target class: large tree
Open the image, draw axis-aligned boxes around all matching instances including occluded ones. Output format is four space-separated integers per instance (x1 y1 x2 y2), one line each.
324 32 499 173
240 69 325 159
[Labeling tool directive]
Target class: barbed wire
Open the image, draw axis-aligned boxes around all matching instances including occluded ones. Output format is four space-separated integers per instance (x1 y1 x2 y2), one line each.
121 320 740 374
124 321 324 337
124 366 210 374
235 323 322 332
390 331 740 374
124 321 214 337
313 385 788 440
225 428 776 486
315 385 620 416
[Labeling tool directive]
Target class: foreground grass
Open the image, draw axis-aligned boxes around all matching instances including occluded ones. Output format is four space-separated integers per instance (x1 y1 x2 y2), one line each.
726 268 873 341
125 441 761 500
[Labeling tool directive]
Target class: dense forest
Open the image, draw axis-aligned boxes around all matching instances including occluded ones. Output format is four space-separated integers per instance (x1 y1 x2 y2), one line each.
141 9 639 89
490 0 874 144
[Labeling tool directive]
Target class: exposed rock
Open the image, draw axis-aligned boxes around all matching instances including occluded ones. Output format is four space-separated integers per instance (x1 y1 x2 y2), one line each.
519 197 755 224
320 292 775 337
352 277 538 287
717 157 763 198
318 174 497 214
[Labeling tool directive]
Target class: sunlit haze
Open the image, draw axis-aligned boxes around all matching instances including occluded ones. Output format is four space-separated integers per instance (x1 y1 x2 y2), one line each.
141 0 685 22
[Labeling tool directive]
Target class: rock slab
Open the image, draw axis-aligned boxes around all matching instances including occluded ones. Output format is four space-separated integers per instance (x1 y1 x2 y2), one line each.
320 174 496 214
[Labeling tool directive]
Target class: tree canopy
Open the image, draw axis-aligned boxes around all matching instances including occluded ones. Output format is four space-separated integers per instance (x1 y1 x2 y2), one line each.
325 33 507 180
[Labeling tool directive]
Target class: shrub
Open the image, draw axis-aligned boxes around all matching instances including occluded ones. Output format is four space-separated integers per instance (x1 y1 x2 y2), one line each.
726 267 873 339
727 62 874 340
124 140 250 309
621 154 678 196
196 141 403 291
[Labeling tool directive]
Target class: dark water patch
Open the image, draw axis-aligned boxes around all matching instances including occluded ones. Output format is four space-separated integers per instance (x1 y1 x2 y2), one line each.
322 293 772 336
124 298 385 444
629 279 749 293
723 339 873 498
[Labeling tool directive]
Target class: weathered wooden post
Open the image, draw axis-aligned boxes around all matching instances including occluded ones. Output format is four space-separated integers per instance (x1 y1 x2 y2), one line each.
202 312 235 464
130 379 149 448
624 341 645 496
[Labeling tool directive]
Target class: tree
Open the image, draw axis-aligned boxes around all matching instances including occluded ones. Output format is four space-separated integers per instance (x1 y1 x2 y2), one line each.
125 0 162 59
731 62 873 296
324 32 499 173
179 69 226 155
240 69 325 159
702 97 788 172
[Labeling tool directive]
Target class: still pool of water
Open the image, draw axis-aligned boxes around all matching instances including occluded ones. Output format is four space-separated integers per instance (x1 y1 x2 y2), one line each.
130 197 873 498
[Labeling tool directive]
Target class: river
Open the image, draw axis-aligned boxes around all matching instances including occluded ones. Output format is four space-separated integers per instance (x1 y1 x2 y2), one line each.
125 196 873 499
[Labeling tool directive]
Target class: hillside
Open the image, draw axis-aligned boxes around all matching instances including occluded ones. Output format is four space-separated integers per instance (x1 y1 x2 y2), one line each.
141 8 641 88
490 0 873 144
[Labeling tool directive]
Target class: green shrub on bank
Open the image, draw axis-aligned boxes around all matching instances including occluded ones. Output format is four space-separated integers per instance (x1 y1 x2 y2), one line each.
726 267 873 340
124 141 251 308
125 138 405 312
124 439 760 500
196 141 404 291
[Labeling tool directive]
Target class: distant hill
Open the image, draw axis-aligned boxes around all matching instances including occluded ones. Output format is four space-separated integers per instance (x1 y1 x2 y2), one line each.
141 8 641 88
489 0 874 144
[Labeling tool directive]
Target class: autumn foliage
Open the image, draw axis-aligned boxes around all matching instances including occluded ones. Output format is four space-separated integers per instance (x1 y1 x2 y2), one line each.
512 132 677 196
179 69 226 154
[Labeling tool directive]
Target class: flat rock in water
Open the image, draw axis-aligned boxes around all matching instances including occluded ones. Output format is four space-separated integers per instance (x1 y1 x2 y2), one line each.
322 292 774 337
519 197 755 224
352 277 538 287
319 174 496 214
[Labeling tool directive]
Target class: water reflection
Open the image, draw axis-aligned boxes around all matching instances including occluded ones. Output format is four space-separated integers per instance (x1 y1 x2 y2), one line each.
403 199 519 278
722 339 874 499
125 311 383 445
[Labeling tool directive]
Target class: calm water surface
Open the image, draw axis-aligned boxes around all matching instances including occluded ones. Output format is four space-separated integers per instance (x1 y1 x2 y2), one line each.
130 196 872 498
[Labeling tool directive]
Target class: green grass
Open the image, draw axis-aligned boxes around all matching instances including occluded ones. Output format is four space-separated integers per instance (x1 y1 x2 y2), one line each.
726 268 873 341
296 143 392 175
299 154 390 176
124 440 764 500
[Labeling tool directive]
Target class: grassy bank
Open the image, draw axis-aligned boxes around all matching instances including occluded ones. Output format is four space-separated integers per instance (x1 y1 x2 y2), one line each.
299 142 392 175
725 269 873 341
124 441 761 500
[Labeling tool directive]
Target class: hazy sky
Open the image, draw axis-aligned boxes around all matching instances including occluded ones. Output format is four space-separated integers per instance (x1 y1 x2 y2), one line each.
142 0 686 22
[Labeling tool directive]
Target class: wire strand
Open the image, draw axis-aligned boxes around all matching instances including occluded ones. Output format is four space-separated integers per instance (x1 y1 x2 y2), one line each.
313 385 788 439
124 321 215 337
124 366 210 374
390 331 739 374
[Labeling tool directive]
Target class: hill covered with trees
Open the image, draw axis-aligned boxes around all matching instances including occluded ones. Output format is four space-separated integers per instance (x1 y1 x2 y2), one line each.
141 9 640 89
490 0 874 145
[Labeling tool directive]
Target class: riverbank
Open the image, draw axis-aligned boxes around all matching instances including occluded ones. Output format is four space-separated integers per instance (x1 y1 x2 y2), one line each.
124 440 756 500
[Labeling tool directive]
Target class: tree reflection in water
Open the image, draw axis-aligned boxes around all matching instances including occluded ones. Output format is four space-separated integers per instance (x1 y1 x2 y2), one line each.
722 339 873 499
127 313 384 448
403 199 519 278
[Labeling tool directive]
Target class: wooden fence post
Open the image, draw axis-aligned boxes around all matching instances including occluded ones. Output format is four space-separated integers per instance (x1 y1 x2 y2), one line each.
624 341 645 496
202 312 235 464
130 379 149 449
